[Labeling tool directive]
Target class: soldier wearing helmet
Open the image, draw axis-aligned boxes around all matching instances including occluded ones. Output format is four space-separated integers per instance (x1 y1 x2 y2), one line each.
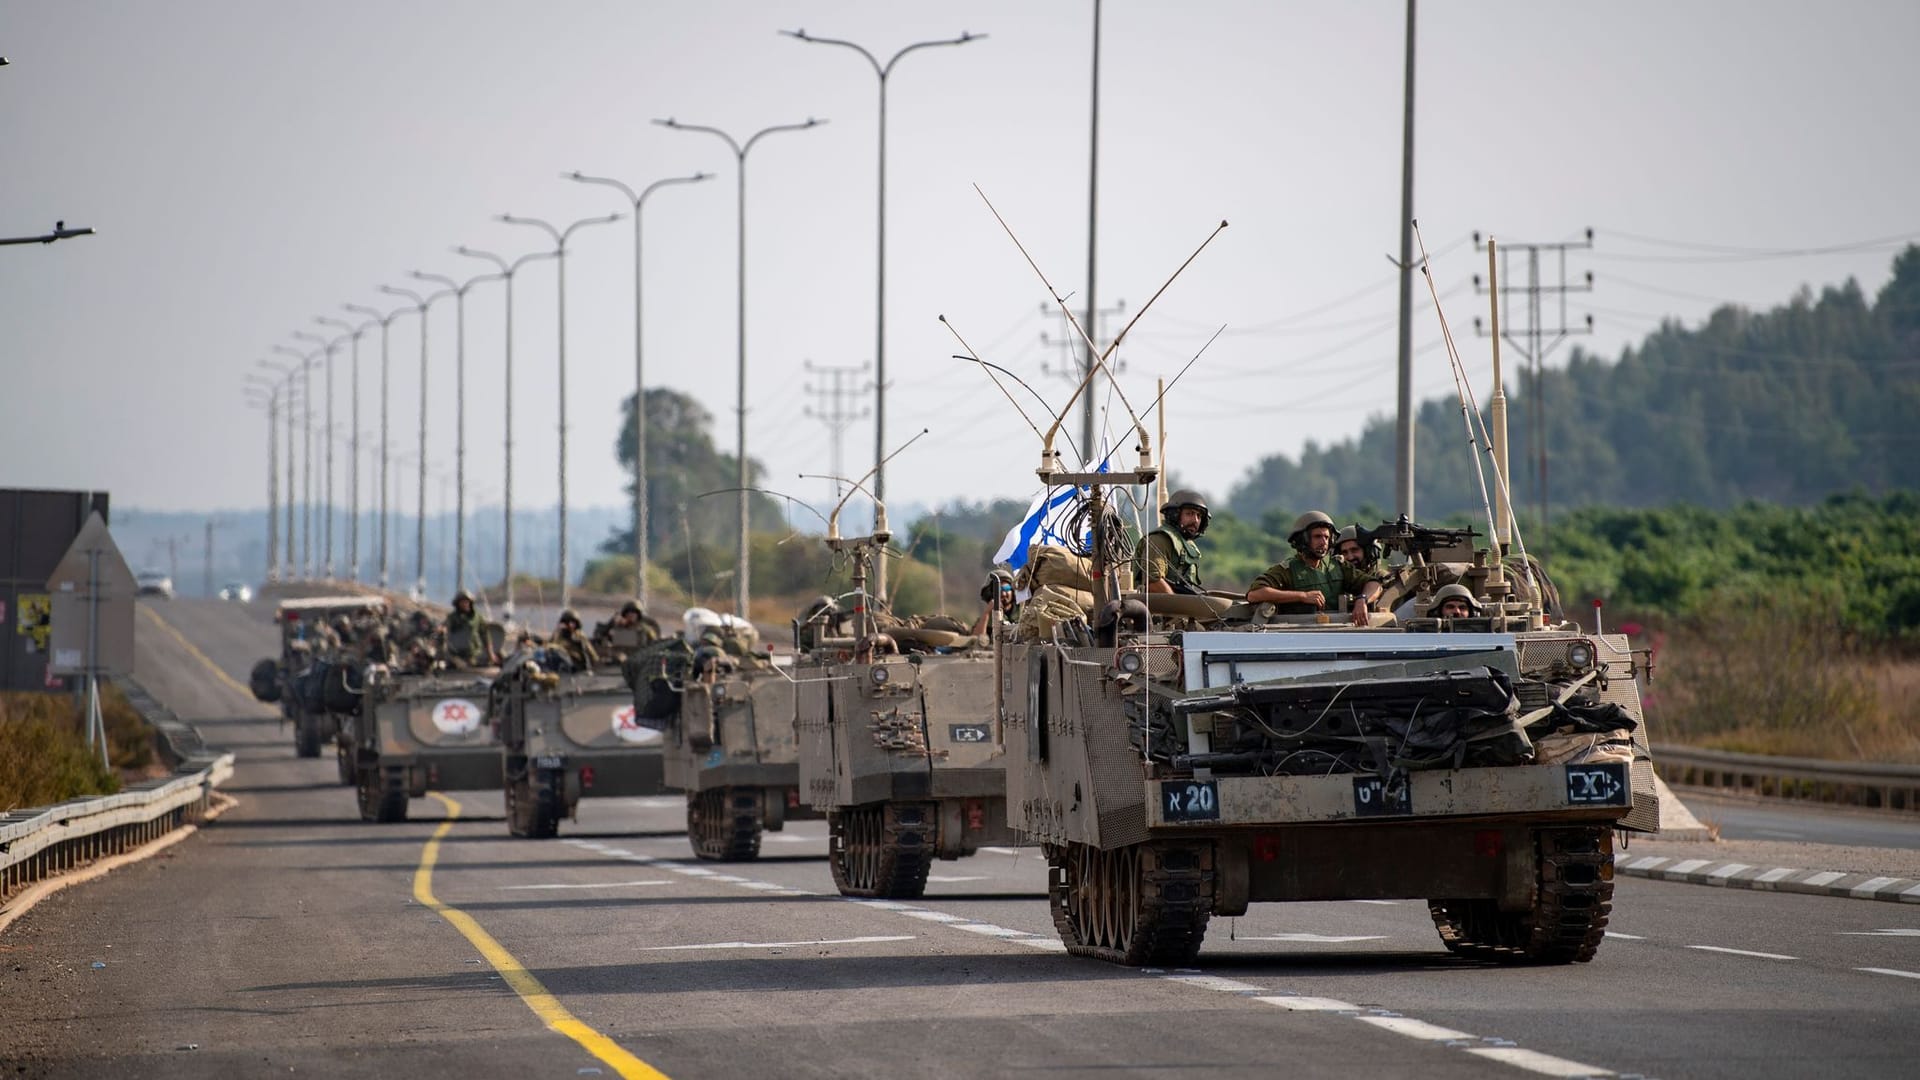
971 569 1020 637
1134 489 1210 595
442 589 495 668
1429 583 1483 620
593 598 660 661
1247 510 1384 626
549 608 599 672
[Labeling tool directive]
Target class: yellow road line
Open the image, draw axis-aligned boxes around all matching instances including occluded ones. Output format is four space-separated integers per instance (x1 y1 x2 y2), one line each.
416 793 671 1080
138 603 256 700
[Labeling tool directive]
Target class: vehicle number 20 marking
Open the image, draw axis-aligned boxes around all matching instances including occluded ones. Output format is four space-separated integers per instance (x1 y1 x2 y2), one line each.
1161 780 1220 822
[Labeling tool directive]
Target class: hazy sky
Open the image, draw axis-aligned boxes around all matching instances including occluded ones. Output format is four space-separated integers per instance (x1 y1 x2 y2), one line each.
4 0 1916 526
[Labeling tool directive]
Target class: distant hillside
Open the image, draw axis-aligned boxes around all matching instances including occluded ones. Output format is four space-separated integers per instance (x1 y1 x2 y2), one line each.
1229 246 1920 524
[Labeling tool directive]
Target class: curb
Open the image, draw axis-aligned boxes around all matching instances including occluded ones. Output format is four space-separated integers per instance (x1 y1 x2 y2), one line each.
1617 854 1920 904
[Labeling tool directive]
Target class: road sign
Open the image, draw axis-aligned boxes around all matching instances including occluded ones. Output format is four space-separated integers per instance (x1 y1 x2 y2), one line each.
47 511 136 677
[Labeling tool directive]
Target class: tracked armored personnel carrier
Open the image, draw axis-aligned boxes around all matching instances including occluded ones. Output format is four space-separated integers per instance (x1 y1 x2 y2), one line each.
962 219 1654 966
633 608 817 860
248 595 386 771
493 650 667 839
347 667 503 822
792 504 1021 898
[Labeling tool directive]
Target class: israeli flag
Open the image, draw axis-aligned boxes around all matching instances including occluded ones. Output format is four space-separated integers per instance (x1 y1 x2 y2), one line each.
992 454 1113 571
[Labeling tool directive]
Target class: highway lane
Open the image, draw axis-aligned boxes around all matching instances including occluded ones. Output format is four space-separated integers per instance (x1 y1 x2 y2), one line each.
1668 788 1920 851
3 599 1917 1079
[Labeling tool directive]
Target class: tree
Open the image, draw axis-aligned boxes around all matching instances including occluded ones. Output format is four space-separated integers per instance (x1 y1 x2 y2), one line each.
602 388 789 556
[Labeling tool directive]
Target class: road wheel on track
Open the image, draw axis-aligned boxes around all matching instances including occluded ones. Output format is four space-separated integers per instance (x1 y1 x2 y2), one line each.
294 715 323 758
1046 840 1213 965
507 768 563 839
687 787 763 861
829 802 936 899
356 763 408 823
1428 825 1614 964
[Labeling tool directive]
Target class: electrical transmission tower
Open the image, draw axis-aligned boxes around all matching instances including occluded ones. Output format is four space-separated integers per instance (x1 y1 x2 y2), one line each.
802 360 874 505
1473 229 1593 561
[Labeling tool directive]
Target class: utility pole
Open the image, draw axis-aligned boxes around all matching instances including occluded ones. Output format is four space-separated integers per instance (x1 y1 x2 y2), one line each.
1473 230 1594 561
1081 0 1104 460
1393 0 1418 521
203 519 215 598
801 360 873 506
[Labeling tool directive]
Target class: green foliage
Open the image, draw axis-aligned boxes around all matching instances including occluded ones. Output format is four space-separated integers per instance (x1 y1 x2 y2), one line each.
0 692 122 810
602 387 790 557
1228 246 1920 524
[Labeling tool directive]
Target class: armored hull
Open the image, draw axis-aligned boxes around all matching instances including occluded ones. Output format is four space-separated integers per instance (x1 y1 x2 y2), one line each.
657 666 818 860
495 669 667 838
796 651 1021 898
348 670 503 822
1006 622 1655 965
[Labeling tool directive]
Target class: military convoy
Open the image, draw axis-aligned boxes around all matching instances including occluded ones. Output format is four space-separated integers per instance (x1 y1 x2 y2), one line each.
348 666 503 822
247 595 387 771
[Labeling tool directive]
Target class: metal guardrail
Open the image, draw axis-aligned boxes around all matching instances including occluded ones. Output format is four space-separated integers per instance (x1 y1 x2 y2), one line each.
0 753 233 905
1652 742 1920 814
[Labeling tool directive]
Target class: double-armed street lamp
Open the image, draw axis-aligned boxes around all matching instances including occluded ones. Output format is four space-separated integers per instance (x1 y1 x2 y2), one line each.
292 329 345 579
782 28 984 603
562 168 711 610
315 314 369 582
343 301 412 589
270 344 320 579
256 358 302 578
496 212 622 611
379 283 453 600
653 115 826 617
242 375 283 582
454 245 556 619
410 269 502 596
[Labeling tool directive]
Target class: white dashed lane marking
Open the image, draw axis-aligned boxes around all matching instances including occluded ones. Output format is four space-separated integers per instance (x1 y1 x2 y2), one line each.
1839 928 1920 937
924 875 988 883
1254 995 1362 1012
1358 1016 1477 1042
498 880 675 890
1858 967 1920 980
1603 932 1645 940
1686 944 1799 961
1238 933 1389 943
642 936 916 951
1466 1046 1614 1077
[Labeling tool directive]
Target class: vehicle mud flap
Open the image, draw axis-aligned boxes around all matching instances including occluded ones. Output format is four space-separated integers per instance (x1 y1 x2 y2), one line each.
507 766 563 839
1046 839 1214 966
1428 825 1613 964
294 713 324 758
357 763 408 823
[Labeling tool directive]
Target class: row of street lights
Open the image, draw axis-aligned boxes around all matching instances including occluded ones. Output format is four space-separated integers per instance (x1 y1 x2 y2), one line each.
241 25 983 617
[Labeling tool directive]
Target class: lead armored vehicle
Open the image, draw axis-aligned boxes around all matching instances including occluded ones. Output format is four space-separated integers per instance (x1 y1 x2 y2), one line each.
631 608 817 860
347 664 504 822
793 502 1021 898
967 221 1655 965
492 642 667 839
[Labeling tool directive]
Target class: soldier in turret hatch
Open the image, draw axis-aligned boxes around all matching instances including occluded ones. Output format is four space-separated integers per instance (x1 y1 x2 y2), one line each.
1248 510 1382 627
442 590 495 668
1135 490 1210 595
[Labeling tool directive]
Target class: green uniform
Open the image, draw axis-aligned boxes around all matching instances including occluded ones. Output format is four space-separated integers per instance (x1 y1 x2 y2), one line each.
551 627 599 672
1134 526 1204 593
1252 554 1372 615
443 610 490 666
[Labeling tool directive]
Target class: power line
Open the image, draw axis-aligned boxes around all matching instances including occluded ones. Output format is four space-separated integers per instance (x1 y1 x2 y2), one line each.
801 359 873 505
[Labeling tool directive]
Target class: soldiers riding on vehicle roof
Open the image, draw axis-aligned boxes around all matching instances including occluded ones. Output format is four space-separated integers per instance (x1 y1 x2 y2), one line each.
1135 489 1210 596
1247 510 1384 627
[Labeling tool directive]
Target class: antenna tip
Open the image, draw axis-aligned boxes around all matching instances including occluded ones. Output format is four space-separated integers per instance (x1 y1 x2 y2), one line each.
1220 219 1229 228
1410 217 1419 227
938 314 947 322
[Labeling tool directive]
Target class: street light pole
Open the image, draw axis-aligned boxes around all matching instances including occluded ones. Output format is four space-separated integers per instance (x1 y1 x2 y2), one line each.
292 329 342 579
380 284 453 600
782 28 981 603
257 359 302 579
271 344 318 579
243 377 281 583
316 314 368 581
411 269 500 597
344 302 412 590
456 246 555 619
655 115 825 618
563 168 712 611
497 212 621 611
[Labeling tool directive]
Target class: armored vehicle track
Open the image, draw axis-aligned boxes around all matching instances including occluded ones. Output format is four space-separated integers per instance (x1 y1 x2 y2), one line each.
688 787 764 861
1427 825 1614 963
1046 840 1215 966
828 802 937 899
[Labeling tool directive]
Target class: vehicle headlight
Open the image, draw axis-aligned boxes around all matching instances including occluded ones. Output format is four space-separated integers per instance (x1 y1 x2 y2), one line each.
1115 649 1145 675
870 665 892 686
1567 641 1594 670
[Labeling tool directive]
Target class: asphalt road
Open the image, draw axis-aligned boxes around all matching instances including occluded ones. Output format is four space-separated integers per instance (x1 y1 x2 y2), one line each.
2 600 1917 1079
1668 789 1920 851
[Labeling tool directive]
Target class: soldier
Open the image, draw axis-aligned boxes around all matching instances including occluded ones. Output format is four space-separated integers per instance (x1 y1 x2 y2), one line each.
970 570 1019 637
442 590 495 668
1247 510 1383 627
549 608 599 672
1135 489 1210 595
592 599 659 662
1336 525 1377 571
1430 583 1483 620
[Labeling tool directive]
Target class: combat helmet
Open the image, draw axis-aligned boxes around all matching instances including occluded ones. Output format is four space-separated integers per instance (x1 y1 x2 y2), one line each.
1287 510 1336 552
1160 489 1211 537
1336 524 1379 569
452 589 476 611
1429 582 1483 616
558 607 582 628
980 569 1015 604
619 598 644 617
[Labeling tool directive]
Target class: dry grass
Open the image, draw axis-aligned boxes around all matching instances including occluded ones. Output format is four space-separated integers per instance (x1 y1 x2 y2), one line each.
1646 599 1920 763
0 687 156 811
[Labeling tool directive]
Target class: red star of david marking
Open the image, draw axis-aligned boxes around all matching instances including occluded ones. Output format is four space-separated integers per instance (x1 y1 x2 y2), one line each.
614 707 638 731
441 703 471 723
